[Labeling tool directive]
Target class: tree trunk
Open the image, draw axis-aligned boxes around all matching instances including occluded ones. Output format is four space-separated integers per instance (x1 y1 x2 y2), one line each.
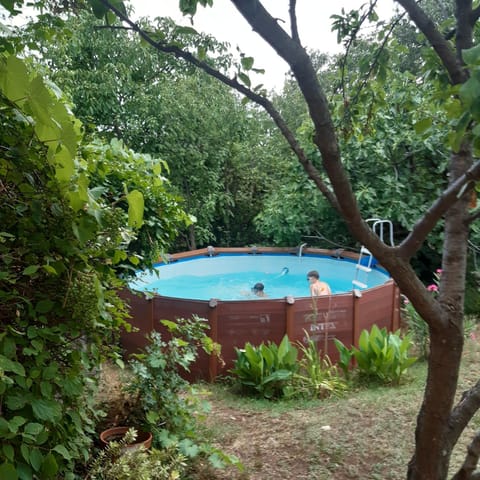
407 147 471 479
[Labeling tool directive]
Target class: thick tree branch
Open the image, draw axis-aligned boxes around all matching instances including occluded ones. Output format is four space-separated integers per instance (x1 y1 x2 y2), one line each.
399 159 480 257
288 0 300 44
394 0 467 84
472 5 480 23
467 208 480 225
449 381 480 460
230 0 379 247
98 0 340 210
452 428 480 479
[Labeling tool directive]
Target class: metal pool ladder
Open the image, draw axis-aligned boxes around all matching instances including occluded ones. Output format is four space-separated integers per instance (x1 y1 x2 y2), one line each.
352 219 394 289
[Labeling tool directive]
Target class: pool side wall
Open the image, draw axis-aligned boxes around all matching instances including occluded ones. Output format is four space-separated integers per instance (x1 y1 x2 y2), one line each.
120 247 401 381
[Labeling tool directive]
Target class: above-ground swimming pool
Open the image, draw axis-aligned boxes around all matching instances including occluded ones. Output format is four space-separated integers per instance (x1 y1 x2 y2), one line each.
121 247 401 380
129 252 390 300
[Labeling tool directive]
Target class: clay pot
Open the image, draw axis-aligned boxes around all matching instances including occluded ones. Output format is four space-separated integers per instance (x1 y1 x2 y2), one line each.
100 426 152 450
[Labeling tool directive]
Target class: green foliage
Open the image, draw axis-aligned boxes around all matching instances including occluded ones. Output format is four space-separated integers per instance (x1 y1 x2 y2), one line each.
230 335 299 399
0 50 188 479
126 318 212 441
291 334 348 399
32 12 271 249
86 428 187 480
459 44 480 156
0 53 119 479
403 300 478 359
335 326 417 385
333 338 355 380
124 317 238 472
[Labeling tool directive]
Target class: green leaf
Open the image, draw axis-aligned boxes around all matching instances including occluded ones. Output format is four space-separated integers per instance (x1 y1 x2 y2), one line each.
459 76 480 106
2 444 14 462
22 265 39 276
31 399 61 421
241 56 254 71
178 438 200 457
89 0 109 18
53 144 75 182
126 190 144 228
0 56 30 103
238 72 251 87
414 118 432 134
35 300 54 314
0 461 18 480
29 449 43 472
197 46 207 61
175 26 199 36
24 423 44 436
463 44 480 65
0 355 26 376
40 453 58 478
52 444 71 460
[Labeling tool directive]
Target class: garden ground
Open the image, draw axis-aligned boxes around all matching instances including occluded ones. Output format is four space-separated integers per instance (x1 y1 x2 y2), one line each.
190 332 480 480
99 331 480 480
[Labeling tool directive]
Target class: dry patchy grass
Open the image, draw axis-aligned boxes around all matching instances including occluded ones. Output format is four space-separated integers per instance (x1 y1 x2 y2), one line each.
191 333 480 480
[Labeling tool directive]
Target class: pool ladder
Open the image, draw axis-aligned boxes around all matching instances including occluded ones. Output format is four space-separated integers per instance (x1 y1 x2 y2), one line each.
352 219 394 290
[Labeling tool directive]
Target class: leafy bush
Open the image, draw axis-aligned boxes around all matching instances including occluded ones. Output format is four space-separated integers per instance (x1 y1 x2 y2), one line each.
126 317 215 442
291 334 348 399
86 428 186 480
124 317 238 472
334 325 417 385
230 335 298 399
0 53 187 479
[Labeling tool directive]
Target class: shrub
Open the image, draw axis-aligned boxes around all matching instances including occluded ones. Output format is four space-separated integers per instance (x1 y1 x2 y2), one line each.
334 325 417 385
124 317 238 472
230 335 298 399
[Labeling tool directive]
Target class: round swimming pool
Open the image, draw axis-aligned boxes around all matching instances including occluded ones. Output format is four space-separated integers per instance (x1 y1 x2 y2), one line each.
122 247 400 381
130 252 390 300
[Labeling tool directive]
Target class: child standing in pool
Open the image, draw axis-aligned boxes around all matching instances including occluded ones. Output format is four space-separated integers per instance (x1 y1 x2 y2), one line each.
307 270 331 296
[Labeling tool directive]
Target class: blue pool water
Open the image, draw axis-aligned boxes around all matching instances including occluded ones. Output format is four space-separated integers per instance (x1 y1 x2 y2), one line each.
130 254 390 301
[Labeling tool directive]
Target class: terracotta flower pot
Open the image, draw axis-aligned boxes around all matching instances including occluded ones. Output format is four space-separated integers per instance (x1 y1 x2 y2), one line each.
100 426 152 450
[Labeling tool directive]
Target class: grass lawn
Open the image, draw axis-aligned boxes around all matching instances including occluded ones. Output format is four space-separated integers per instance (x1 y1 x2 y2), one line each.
190 332 480 480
